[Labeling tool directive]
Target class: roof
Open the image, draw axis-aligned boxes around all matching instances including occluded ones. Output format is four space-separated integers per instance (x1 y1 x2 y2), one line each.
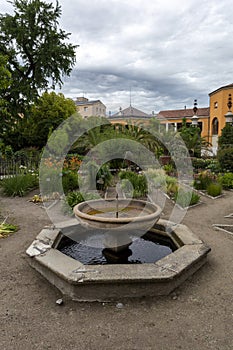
75 99 106 107
110 105 150 119
209 83 233 96
157 107 209 120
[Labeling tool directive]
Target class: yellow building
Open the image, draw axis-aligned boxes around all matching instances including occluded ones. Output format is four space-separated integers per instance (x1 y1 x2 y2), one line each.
157 107 210 137
209 83 233 151
157 83 233 153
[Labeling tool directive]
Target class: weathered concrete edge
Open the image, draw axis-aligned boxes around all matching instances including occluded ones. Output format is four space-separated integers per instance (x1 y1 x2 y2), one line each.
26 220 211 300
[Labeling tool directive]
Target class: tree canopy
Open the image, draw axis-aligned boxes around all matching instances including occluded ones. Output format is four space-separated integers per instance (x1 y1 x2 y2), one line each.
0 0 77 151
25 91 77 149
0 0 77 117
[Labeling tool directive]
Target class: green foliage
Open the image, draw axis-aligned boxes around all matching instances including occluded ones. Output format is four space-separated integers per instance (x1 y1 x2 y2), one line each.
119 170 148 198
0 0 77 149
65 191 84 209
192 158 221 173
3 145 14 160
165 176 179 197
206 182 222 197
0 173 38 196
178 119 210 157
163 163 175 175
218 123 233 148
64 191 99 213
0 54 11 89
96 164 113 190
218 172 233 189
217 147 233 172
80 161 112 191
193 170 216 190
174 188 200 208
217 123 233 172
26 92 77 148
144 168 167 191
62 171 79 194
0 223 18 238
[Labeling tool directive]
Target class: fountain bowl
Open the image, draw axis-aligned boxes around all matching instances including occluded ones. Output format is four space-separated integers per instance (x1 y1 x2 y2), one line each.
73 198 162 230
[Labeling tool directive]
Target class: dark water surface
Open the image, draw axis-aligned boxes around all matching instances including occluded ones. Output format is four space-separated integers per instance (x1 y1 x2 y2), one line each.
58 229 177 265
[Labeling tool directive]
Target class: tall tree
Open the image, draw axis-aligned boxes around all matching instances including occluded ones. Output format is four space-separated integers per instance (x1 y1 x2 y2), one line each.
0 0 77 142
0 54 12 129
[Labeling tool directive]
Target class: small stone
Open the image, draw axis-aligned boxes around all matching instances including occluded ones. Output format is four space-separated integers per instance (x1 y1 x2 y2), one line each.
56 298 63 305
116 302 124 309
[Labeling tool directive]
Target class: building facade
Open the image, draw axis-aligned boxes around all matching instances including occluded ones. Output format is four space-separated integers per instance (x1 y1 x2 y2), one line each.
75 97 106 118
208 83 233 151
157 107 210 137
157 84 233 153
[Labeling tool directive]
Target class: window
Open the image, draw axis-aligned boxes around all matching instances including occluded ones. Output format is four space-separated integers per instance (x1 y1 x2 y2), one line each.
84 106 88 111
214 101 218 109
197 121 203 132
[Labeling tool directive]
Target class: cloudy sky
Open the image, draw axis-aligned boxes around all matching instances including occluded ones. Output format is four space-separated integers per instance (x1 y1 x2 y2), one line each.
1 0 233 114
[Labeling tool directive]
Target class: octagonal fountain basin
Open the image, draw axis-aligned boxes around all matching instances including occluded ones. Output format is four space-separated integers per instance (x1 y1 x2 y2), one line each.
73 198 162 230
26 219 211 302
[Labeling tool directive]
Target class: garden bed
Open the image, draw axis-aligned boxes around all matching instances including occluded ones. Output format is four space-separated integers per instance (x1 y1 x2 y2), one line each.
195 190 225 200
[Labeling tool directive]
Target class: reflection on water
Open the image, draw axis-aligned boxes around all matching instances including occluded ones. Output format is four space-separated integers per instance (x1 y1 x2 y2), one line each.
58 231 177 265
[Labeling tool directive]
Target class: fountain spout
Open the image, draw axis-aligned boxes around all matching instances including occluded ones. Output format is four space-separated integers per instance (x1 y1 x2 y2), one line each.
116 193 119 218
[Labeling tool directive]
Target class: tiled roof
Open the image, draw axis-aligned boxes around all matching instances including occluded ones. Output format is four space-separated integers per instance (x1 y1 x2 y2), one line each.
110 105 150 118
157 107 209 120
209 83 233 96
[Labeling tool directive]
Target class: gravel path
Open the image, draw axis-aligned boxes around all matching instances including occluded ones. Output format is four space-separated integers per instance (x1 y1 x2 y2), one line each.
0 190 233 350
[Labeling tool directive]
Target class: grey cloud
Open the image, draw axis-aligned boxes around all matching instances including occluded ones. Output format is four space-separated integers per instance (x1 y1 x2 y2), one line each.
1 0 233 113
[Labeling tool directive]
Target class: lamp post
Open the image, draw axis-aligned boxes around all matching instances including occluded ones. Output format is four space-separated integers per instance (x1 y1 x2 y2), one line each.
225 94 233 125
191 99 199 126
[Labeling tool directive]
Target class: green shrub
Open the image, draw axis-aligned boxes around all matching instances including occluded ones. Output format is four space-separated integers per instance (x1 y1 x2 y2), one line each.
64 191 100 214
165 176 178 197
96 164 113 190
0 173 38 196
218 172 233 189
193 170 215 190
62 171 79 194
217 147 233 172
207 183 222 197
119 170 148 198
174 188 200 208
192 158 220 172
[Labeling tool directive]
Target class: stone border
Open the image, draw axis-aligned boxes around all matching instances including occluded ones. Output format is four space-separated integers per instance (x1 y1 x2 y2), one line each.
212 224 233 235
26 219 211 302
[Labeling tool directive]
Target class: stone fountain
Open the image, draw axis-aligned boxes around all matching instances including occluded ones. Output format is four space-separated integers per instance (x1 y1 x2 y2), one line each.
26 195 211 302
73 196 161 252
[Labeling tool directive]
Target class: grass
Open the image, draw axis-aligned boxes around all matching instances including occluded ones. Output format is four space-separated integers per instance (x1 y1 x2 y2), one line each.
0 173 38 196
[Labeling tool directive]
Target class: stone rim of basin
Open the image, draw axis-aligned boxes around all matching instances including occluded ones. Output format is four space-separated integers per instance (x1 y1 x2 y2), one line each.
73 198 162 225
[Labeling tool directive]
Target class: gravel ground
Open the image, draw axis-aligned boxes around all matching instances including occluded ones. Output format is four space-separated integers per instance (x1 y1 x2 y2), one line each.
0 190 233 350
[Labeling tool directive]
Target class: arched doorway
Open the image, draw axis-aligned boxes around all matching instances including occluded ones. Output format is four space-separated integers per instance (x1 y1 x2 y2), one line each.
212 118 219 155
212 117 219 135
